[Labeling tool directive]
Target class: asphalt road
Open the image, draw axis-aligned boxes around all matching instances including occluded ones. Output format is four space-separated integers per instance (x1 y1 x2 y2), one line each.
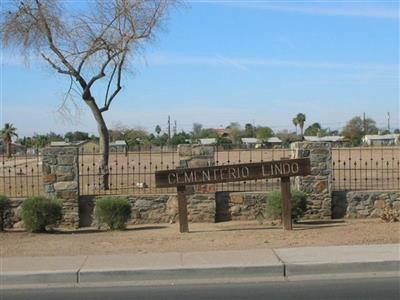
1 277 399 300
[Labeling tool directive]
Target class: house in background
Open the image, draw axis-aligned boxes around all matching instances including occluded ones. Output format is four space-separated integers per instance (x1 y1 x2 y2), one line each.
0 141 26 155
241 138 262 148
362 134 399 146
109 140 128 152
304 136 351 147
265 137 282 148
199 138 217 145
50 140 89 148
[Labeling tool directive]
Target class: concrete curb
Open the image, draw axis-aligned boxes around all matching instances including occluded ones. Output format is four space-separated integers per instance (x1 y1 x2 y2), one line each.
1 271 78 285
284 260 400 279
2 261 399 287
79 265 284 283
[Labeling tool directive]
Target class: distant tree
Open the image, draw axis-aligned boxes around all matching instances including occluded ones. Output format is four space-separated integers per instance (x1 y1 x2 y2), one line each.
0 123 18 158
216 136 232 145
244 123 255 137
153 133 169 146
342 116 378 146
199 128 218 139
304 123 322 136
295 113 306 139
47 132 63 142
155 125 162 136
227 122 241 144
64 131 89 142
292 118 299 135
326 129 340 136
32 134 49 148
276 130 301 148
1 0 175 189
380 129 390 135
192 123 203 140
255 127 274 140
394 129 400 134
171 132 191 145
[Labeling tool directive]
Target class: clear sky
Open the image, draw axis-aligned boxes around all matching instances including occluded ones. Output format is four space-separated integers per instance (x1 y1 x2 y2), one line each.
1 0 399 137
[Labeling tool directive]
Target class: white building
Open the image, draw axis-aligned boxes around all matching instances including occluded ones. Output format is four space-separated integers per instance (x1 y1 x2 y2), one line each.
266 137 282 148
50 140 88 147
362 134 399 146
199 138 217 145
109 140 128 151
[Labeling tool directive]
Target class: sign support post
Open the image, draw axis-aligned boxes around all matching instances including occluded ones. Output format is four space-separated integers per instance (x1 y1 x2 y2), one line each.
280 176 292 230
155 158 310 233
177 185 189 233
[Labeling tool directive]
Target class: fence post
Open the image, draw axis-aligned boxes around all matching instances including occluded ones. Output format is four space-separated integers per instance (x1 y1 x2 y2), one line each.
291 142 332 219
177 144 215 193
42 146 80 229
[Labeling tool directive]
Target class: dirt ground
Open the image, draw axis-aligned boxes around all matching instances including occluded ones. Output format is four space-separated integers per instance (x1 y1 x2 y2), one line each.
0 219 398 257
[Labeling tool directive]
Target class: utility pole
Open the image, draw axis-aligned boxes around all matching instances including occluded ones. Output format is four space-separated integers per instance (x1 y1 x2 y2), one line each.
363 112 366 134
173 120 177 135
167 115 171 144
387 112 391 133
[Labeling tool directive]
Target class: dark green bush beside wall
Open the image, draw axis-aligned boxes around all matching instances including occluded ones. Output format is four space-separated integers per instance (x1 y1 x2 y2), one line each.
21 197 62 232
266 190 308 222
94 197 131 230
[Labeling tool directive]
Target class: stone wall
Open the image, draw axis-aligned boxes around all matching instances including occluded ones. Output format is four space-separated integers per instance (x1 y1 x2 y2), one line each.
178 144 215 193
291 142 332 219
3 198 25 229
341 191 400 218
79 193 215 227
42 147 80 229
216 192 266 222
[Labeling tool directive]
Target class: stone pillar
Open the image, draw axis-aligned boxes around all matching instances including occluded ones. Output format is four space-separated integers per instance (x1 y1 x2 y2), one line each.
177 144 215 193
42 147 80 229
291 142 332 219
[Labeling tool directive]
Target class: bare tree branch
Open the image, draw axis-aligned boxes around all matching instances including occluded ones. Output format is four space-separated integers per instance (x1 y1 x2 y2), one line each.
1 0 176 189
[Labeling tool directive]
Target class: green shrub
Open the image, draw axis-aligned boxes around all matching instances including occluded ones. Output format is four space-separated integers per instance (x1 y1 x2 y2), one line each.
266 190 308 222
0 195 10 231
21 197 62 232
94 197 131 230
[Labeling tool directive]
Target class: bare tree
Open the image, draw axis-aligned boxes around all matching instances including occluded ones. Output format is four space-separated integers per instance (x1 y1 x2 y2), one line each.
1 0 174 189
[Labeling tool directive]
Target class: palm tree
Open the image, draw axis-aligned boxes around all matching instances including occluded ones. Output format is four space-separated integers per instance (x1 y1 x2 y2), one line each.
292 117 299 135
155 125 161 136
296 113 306 139
0 123 18 158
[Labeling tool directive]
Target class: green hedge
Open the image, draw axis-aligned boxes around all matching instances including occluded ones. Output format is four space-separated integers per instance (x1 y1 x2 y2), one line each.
0 195 10 231
94 197 131 230
21 197 62 232
265 190 308 222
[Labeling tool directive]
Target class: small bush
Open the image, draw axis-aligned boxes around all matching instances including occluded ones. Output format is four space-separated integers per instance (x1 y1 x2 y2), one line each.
21 197 62 232
0 195 11 231
381 204 399 223
94 197 131 230
266 190 308 222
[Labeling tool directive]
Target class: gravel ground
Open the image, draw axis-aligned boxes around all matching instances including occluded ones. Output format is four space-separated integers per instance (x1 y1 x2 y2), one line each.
0 219 398 257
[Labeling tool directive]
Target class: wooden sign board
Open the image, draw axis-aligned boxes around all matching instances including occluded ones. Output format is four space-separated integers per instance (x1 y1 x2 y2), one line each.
155 158 310 188
155 158 311 233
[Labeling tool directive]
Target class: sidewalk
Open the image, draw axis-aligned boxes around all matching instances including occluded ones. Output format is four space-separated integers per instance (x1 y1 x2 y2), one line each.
1 244 399 288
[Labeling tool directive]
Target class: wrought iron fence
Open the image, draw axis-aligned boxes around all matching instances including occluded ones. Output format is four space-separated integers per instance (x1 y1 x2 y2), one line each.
2 145 398 197
214 146 294 192
0 152 43 197
332 146 400 191
79 146 179 195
